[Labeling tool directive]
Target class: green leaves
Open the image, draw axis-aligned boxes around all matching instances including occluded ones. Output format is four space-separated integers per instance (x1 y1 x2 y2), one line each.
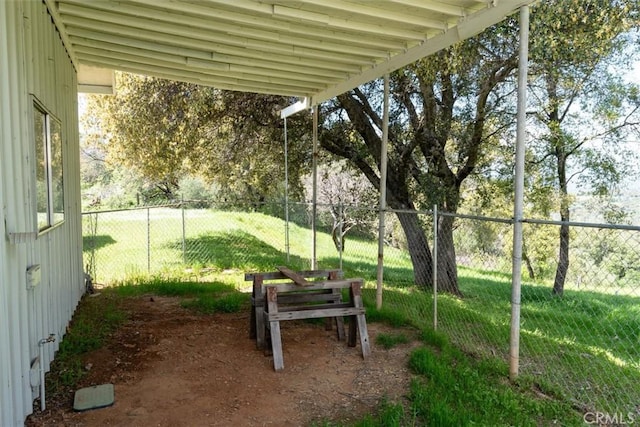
84 73 311 204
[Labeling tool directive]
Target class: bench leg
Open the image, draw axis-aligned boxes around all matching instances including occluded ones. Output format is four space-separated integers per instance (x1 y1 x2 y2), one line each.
256 307 266 350
348 316 357 347
253 276 266 349
331 288 346 341
350 281 371 358
334 316 345 341
269 320 284 371
249 300 256 339
263 321 273 356
356 313 370 357
266 286 285 371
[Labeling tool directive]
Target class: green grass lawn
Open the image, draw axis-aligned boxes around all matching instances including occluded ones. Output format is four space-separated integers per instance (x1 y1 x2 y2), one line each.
83 207 640 423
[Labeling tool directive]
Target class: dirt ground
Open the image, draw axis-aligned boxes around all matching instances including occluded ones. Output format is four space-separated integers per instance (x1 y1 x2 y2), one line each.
26 295 419 426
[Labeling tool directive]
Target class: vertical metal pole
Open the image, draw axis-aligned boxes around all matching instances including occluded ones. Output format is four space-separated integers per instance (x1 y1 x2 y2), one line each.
89 212 98 280
433 205 438 330
510 5 529 381
284 117 290 262
376 74 390 309
147 207 151 272
181 195 186 264
39 340 45 411
338 203 343 270
311 106 318 269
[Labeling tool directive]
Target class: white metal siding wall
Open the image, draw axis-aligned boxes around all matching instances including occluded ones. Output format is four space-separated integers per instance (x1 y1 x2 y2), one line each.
1 1 83 425
1 1 33 424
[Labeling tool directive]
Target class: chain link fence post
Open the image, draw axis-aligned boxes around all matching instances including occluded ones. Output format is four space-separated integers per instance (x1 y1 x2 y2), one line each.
83 212 98 281
181 195 187 265
338 202 344 271
433 205 438 331
147 206 151 273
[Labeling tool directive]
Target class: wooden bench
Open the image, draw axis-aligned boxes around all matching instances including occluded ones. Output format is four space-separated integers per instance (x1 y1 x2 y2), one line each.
246 268 345 349
245 268 371 371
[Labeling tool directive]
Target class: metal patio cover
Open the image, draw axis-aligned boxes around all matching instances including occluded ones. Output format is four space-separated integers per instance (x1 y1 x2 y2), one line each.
49 0 533 105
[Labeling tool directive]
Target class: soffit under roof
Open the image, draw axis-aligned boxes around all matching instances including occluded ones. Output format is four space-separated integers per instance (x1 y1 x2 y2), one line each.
48 0 534 104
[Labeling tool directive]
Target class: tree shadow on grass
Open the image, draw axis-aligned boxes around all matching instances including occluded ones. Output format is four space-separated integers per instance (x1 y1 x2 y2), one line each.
174 230 305 271
83 235 116 252
321 256 417 288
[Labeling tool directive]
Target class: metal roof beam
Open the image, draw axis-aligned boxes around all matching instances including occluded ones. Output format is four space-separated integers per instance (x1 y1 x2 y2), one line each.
270 5 427 40
128 0 411 51
64 22 367 74
81 59 304 97
61 14 373 68
386 0 469 17
58 2 392 59
71 37 339 85
52 0 535 102
311 0 533 105
75 48 325 92
294 0 448 30
280 98 311 119
79 54 314 97
68 30 350 80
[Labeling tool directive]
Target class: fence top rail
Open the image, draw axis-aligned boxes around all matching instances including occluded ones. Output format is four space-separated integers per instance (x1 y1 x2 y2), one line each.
82 203 181 215
439 211 514 224
385 207 434 215
82 202 639 232
522 218 640 231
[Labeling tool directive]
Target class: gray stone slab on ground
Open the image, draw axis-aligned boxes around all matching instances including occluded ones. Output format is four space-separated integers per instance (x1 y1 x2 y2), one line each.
73 384 114 412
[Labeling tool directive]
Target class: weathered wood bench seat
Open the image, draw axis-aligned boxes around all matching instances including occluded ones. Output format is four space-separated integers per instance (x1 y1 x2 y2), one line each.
245 268 370 371
246 268 345 346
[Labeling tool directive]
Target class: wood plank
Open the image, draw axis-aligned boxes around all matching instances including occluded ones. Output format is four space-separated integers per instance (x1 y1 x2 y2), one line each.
255 291 340 305
278 291 339 304
272 302 354 312
269 320 284 370
351 281 371 357
244 269 342 281
276 266 311 286
266 286 284 370
356 313 371 357
263 279 363 293
348 316 357 347
265 307 365 321
253 275 265 349
249 296 256 339
332 288 346 341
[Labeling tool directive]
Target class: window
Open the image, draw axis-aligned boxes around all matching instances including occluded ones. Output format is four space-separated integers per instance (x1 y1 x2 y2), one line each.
34 101 64 231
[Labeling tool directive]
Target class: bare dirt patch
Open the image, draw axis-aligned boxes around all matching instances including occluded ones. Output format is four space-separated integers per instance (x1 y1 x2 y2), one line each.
26 295 418 426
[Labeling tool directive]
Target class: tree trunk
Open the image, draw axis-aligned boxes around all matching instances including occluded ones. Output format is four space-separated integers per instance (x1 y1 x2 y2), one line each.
553 147 570 296
548 75 570 297
553 204 570 296
522 248 536 280
395 211 433 288
436 215 462 296
331 224 343 252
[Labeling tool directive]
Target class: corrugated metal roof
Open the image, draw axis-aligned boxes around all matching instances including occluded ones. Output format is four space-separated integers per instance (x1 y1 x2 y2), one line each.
48 0 533 105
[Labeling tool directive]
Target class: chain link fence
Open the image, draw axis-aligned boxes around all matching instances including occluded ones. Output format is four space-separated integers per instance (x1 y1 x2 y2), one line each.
82 200 640 415
430 212 640 416
83 200 314 284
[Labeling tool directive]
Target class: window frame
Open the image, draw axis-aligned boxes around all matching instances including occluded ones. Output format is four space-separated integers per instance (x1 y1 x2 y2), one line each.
32 97 65 233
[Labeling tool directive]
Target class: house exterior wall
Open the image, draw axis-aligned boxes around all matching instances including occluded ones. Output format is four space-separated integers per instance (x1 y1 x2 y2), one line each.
1 1 84 425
